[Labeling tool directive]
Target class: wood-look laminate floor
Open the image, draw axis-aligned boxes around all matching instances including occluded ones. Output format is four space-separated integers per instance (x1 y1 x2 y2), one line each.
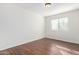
0 38 79 55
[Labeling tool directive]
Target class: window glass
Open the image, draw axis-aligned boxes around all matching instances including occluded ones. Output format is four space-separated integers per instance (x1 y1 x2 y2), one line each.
51 17 68 31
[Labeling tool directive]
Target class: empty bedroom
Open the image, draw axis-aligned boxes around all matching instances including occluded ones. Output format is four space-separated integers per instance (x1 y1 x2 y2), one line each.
0 3 79 55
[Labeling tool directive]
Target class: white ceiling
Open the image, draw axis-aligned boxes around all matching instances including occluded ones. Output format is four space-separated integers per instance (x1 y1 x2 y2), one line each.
15 3 79 16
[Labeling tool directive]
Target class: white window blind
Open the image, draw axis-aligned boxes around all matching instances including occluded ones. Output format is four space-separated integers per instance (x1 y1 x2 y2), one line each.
51 17 68 31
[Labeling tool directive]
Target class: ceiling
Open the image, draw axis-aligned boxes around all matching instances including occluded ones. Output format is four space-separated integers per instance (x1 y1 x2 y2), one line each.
15 3 79 16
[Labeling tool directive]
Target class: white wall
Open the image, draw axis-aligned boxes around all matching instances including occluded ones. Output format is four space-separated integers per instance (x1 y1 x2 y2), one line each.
45 9 79 44
0 4 44 50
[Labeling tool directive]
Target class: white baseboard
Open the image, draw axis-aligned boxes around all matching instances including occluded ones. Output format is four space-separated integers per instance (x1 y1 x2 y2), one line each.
46 36 79 44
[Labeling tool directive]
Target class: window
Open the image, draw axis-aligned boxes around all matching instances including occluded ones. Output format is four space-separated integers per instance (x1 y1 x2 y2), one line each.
51 17 68 31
